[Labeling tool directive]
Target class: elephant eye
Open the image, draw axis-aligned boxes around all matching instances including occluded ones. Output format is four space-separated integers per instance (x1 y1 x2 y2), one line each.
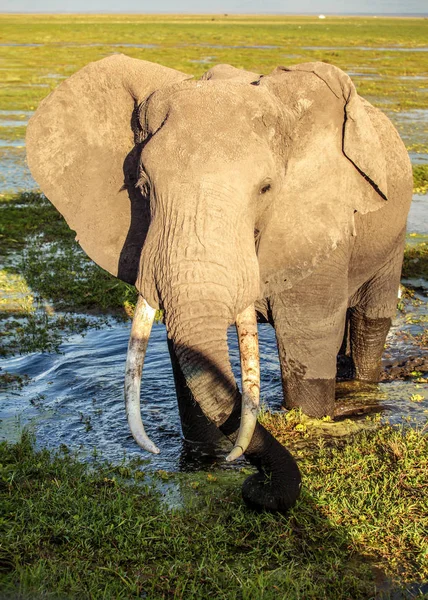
259 183 271 195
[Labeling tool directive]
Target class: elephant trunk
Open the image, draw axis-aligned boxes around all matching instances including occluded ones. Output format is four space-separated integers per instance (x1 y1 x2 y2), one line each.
150 193 262 447
163 294 241 431
164 291 301 511
125 264 301 511
133 195 302 511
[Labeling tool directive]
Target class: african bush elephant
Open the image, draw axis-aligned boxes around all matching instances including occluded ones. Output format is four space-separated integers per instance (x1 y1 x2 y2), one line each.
26 55 412 512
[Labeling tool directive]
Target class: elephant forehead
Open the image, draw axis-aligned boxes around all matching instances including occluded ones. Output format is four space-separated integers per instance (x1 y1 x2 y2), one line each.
147 82 276 132
144 84 278 164
145 120 270 169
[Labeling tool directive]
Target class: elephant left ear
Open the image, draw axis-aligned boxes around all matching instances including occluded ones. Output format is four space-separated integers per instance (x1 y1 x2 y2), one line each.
279 62 388 209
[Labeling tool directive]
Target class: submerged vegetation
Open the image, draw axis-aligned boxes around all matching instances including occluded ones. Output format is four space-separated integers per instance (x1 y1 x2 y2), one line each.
402 242 428 280
1 427 427 599
0 192 137 358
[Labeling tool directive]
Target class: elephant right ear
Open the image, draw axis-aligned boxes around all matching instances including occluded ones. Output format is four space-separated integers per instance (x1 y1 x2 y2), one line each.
26 55 191 284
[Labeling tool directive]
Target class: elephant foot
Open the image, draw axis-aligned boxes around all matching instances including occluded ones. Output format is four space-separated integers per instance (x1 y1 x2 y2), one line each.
242 472 300 514
240 423 302 513
283 377 335 419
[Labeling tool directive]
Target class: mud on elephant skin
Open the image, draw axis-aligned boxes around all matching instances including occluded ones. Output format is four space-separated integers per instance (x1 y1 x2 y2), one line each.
26 55 412 512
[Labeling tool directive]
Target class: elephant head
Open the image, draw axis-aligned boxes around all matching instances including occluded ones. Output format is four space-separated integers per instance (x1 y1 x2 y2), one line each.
26 55 388 511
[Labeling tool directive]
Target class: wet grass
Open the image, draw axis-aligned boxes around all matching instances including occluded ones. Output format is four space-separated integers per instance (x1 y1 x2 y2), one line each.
1 425 426 599
0 191 138 358
0 191 137 312
0 125 26 141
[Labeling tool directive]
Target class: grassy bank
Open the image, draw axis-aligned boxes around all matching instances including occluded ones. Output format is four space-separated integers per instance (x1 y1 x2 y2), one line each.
1 425 426 599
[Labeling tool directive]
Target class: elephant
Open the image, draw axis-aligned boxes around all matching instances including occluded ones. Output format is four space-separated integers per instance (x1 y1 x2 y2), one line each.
26 55 413 512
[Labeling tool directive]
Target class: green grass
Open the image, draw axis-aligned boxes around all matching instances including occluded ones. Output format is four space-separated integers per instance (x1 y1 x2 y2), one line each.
0 191 137 313
0 191 138 357
1 426 426 599
0 15 427 111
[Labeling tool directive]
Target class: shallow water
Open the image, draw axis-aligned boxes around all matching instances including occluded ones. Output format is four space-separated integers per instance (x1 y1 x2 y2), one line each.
399 75 428 81
388 109 428 147
0 139 26 148
0 43 42 47
347 72 382 79
189 56 216 64
0 119 27 127
1 290 426 472
0 322 277 470
196 44 280 50
409 153 428 165
0 110 33 127
0 146 35 192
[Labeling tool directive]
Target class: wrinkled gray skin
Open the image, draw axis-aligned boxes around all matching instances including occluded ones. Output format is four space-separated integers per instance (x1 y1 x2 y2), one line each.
26 56 413 512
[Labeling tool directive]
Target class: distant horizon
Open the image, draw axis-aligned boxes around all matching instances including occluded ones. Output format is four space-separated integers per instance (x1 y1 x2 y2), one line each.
1 0 427 17
1 10 427 15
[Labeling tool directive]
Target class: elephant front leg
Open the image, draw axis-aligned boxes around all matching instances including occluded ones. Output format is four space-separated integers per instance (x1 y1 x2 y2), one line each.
167 338 226 446
270 279 348 419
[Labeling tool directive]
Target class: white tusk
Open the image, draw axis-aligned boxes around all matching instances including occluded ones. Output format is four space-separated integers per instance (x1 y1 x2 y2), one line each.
226 304 260 462
125 294 160 454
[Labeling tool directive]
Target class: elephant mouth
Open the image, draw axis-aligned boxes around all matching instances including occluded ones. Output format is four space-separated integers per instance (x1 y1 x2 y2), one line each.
124 294 261 460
